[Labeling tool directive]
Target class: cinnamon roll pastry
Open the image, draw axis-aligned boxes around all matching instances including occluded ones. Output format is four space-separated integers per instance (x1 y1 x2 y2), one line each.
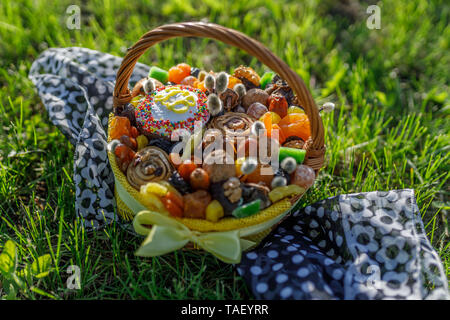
126 146 173 190
208 112 254 141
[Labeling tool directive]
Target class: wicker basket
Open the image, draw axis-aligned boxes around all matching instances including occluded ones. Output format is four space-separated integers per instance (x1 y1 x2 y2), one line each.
108 22 325 263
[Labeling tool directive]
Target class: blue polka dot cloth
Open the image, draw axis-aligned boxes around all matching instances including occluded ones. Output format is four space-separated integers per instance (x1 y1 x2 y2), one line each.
236 190 449 300
29 48 448 300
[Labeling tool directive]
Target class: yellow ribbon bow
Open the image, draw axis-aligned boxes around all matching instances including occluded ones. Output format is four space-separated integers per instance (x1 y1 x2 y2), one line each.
132 210 255 264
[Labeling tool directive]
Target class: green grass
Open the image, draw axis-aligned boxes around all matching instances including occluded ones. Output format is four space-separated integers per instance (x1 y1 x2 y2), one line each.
0 0 449 299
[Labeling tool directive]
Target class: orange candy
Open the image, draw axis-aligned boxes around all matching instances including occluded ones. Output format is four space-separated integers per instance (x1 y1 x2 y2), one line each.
243 163 274 187
109 116 131 140
278 113 311 141
177 63 191 75
168 63 191 84
190 168 210 190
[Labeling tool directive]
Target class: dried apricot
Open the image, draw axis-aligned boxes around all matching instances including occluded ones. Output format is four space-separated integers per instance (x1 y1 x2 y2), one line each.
278 113 311 141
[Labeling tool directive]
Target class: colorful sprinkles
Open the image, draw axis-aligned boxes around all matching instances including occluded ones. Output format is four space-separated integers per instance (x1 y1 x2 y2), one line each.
135 85 209 137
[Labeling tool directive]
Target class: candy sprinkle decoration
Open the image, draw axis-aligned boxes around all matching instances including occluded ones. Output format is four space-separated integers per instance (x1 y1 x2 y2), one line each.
136 85 209 137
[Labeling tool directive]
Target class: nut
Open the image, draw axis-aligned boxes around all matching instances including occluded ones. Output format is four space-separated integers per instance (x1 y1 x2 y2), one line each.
242 88 269 109
223 177 242 203
202 150 236 183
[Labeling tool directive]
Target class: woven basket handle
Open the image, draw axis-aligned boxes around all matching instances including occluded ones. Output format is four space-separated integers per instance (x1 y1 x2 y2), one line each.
113 21 325 171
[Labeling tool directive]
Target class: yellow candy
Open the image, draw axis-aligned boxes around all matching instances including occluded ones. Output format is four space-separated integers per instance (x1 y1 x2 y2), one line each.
205 200 225 222
141 182 168 197
287 106 305 114
139 191 168 215
268 185 305 203
136 135 148 151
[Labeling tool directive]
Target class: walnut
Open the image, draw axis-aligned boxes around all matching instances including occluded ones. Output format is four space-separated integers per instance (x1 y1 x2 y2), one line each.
222 177 242 203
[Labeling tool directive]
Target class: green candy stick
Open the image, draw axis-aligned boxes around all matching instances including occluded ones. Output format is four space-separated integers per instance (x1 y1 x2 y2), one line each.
232 199 261 218
279 147 306 164
148 66 169 84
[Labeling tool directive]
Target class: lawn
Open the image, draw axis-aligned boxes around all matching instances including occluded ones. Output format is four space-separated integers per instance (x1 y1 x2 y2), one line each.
0 0 448 299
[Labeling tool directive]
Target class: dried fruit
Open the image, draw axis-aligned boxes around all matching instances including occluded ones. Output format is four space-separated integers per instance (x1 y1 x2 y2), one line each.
198 70 207 82
183 190 211 219
247 102 268 120
205 200 225 222
162 197 183 218
232 199 261 218
139 190 168 214
168 171 192 195
243 163 274 187
136 135 149 151
242 88 269 109
120 135 137 151
227 76 242 89
115 104 137 127
268 95 288 118
109 116 131 140
141 182 168 197
190 168 210 190
202 150 236 183
259 111 281 125
177 63 191 76
269 185 305 203
114 143 135 172
291 165 315 189
210 182 242 216
288 106 305 114
178 159 198 181
180 76 198 87
278 113 311 141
